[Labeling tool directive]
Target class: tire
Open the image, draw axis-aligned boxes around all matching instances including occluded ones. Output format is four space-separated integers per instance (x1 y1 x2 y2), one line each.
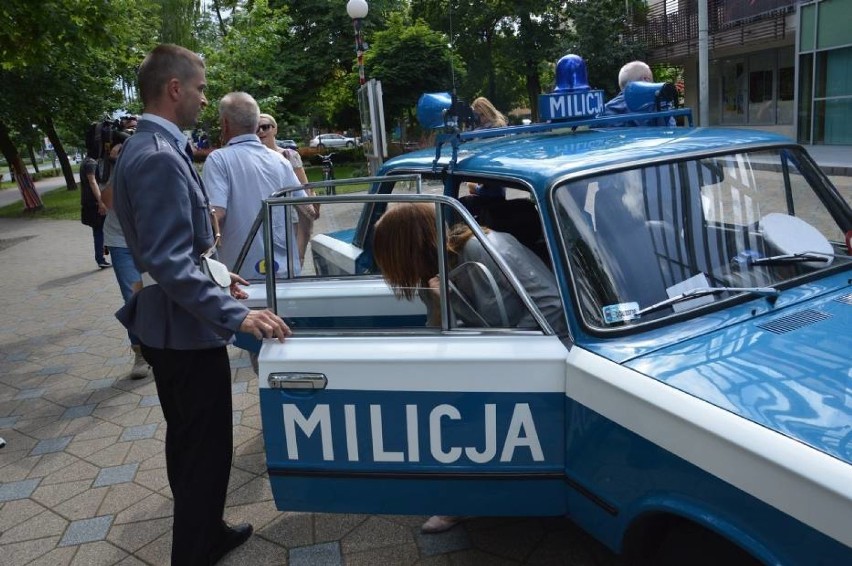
317 143 325 150
649 523 762 566
346 141 355 148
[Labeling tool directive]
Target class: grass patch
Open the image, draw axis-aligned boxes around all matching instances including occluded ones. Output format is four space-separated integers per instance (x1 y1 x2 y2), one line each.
304 164 371 194
0 163 375 220
0 186 80 220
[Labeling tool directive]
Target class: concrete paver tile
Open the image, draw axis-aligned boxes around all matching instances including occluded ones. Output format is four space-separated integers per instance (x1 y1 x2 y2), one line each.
139 395 160 407
113 554 150 566
341 516 415 555
98 406 154 428
258 511 315 549
231 449 267 475
314 512 369 544
69 420 122 441
53 486 110 521
0 497 45 532
119 423 158 443
219 535 290 566
98 482 157 516
114 492 174 524
65 434 121 459
0 507 68 544
32 478 94 509
289 541 342 566
124 437 165 463
225 475 273 507
0 535 62 566
14 387 46 400
106 516 172 554
68 540 129 565
59 515 115 546
28 451 85 479
133 530 172 565
93 462 140 487
60 403 97 420
132 467 170 494
30 434 73 455
83 439 132 467
0 452 42 482
346 541 421 566
416 527 473 558
0 477 41 502
25 545 77 566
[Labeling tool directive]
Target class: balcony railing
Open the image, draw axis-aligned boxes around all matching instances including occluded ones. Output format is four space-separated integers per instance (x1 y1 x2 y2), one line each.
631 0 803 58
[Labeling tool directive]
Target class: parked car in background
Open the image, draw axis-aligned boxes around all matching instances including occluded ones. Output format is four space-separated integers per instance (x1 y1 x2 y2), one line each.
275 139 298 151
309 133 357 149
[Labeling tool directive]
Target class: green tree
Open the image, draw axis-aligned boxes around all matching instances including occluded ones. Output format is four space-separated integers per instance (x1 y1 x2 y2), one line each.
0 0 158 205
365 14 462 131
562 0 648 98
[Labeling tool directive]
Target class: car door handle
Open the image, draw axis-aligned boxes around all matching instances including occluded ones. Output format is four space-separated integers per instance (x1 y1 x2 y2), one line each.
267 372 328 390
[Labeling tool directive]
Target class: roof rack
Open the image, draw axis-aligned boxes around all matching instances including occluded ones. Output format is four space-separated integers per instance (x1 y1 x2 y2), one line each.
432 107 694 173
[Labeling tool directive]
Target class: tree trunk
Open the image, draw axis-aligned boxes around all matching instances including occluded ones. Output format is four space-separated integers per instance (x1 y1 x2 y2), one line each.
28 144 40 173
42 116 77 190
0 121 44 211
526 65 542 123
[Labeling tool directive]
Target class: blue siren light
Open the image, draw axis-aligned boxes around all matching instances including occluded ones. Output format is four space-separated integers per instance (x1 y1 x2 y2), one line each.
539 54 605 122
417 92 452 129
624 81 678 113
553 54 591 93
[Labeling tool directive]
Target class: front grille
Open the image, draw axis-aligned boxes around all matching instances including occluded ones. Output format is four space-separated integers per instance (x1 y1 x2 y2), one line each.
834 293 852 306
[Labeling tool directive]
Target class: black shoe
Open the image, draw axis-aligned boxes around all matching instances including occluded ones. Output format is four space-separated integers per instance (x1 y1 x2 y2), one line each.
97 260 112 269
209 522 252 564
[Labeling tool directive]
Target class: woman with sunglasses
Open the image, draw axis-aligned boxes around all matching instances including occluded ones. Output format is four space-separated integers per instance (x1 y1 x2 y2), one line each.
257 114 317 264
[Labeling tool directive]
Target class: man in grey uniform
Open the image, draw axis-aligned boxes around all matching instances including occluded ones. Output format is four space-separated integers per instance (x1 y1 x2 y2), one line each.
112 44 290 565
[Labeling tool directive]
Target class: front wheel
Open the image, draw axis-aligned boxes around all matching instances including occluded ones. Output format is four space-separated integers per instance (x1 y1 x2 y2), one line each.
316 143 325 150
649 524 762 566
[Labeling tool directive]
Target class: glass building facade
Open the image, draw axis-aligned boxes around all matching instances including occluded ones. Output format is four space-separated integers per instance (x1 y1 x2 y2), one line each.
798 0 852 144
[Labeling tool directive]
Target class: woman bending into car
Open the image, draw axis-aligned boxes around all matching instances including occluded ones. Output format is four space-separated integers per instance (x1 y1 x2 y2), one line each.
372 202 566 532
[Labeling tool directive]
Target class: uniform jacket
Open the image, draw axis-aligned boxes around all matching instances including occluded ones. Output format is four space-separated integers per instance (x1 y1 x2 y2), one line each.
112 118 249 349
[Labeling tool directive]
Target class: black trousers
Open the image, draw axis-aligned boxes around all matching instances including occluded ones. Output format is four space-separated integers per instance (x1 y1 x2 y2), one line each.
141 345 233 566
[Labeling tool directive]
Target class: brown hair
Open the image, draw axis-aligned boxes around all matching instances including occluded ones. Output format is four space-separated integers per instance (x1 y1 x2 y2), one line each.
373 203 485 300
137 44 204 107
373 203 439 300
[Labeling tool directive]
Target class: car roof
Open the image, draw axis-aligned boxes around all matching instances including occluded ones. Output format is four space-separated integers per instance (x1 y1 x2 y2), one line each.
381 126 794 193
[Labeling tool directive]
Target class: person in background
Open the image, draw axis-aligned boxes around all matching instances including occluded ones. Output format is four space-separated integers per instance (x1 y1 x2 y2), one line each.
471 97 508 129
257 112 318 264
111 44 291 565
101 141 149 380
203 95 305 278
79 139 111 269
604 61 675 126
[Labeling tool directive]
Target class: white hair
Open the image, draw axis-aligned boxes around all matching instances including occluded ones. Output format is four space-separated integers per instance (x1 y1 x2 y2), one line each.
218 92 260 134
618 61 653 90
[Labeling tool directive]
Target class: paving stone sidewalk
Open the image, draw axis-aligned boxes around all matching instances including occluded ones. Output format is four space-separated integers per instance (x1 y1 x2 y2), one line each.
0 217 619 566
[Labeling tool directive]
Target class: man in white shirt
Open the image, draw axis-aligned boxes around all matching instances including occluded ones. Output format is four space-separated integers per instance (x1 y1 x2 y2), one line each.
203 92 305 279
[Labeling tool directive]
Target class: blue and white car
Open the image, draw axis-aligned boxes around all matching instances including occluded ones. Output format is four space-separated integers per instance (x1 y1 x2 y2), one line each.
233 85 852 563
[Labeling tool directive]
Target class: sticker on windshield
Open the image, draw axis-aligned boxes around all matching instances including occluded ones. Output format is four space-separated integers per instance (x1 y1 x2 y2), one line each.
602 302 640 324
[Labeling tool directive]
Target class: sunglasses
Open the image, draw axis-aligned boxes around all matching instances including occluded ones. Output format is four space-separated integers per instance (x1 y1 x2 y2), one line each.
257 124 274 132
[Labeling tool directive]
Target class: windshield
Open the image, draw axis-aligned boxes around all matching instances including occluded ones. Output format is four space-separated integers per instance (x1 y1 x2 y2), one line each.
553 147 852 329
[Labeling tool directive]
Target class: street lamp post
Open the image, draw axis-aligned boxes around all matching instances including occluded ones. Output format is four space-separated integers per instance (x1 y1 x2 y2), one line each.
346 0 368 86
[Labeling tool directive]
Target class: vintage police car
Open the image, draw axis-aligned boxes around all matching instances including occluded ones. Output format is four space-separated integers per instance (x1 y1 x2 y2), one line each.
232 64 851 564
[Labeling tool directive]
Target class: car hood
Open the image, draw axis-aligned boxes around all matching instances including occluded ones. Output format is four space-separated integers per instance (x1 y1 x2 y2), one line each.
625 290 852 465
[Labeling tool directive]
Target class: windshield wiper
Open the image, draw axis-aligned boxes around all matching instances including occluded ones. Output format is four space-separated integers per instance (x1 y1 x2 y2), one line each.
637 286 780 316
747 252 832 266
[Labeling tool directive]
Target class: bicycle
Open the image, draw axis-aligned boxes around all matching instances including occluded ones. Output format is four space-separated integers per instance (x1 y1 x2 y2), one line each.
320 153 336 195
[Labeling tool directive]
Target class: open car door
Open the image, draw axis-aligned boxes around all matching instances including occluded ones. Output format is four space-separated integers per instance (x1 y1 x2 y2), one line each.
253 184 571 516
